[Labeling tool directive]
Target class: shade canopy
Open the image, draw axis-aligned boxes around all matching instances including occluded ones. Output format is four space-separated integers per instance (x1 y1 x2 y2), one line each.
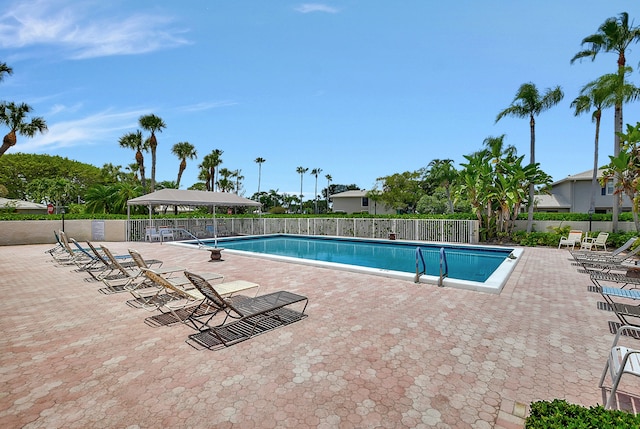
127 189 261 207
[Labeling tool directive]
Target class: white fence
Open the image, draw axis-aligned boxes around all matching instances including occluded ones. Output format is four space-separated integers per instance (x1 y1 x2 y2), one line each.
126 217 480 244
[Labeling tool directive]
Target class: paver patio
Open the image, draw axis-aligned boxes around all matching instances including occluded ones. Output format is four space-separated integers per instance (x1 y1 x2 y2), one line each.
1 242 638 428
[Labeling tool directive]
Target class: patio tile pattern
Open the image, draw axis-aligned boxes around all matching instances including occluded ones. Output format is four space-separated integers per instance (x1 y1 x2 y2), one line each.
0 242 637 428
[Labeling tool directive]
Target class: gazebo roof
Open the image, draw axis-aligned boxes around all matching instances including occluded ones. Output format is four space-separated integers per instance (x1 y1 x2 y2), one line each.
127 189 261 207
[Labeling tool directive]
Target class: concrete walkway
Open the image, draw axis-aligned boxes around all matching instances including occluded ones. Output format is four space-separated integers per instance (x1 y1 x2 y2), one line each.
0 242 637 428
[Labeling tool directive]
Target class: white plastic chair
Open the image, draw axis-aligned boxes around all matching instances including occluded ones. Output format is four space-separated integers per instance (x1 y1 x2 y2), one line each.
145 227 161 242
581 232 610 251
159 227 174 242
599 324 640 409
558 230 583 250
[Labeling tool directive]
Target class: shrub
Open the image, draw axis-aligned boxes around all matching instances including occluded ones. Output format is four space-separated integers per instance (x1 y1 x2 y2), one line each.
525 399 640 428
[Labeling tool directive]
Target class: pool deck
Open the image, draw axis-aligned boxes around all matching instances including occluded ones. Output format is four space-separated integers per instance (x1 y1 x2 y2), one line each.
1 242 639 428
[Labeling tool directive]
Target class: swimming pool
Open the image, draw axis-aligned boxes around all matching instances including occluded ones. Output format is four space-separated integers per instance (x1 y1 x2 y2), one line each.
174 234 522 293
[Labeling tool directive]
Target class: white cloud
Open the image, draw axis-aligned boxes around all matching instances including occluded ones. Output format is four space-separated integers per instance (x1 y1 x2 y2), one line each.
177 100 239 112
294 3 340 14
19 108 149 152
0 0 190 59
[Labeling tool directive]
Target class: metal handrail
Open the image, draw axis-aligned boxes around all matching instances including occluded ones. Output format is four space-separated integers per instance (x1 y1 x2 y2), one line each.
171 228 208 248
438 247 448 287
414 247 426 283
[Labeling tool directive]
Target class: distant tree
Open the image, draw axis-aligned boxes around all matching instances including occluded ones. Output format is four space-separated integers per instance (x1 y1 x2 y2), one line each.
0 102 48 157
571 11 640 228
427 159 458 213
119 130 148 191
171 141 197 189
571 72 625 215
25 177 78 207
139 114 166 193
296 166 308 213
496 82 564 232
0 153 101 200
325 174 332 211
376 171 422 213
0 62 13 82
254 157 266 197
210 149 224 191
310 168 322 213
100 163 125 184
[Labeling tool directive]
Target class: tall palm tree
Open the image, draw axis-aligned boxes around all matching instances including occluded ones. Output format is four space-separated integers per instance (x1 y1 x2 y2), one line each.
199 153 215 191
118 130 148 191
496 82 564 232
311 168 322 213
0 102 48 157
138 114 166 193
210 149 223 191
233 169 244 195
296 166 308 214
254 157 266 197
571 12 640 228
171 141 197 189
571 73 621 215
0 62 13 82
325 174 332 212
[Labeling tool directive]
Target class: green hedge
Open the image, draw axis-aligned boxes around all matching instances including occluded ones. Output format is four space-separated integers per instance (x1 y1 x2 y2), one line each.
526 400 640 428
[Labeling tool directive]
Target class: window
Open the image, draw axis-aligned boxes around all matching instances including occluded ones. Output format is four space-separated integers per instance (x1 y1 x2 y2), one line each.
361 197 369 207
606 179 614 195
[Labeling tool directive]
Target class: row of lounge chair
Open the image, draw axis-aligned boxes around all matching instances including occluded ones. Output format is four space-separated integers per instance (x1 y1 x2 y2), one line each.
48 230 308 349
569 237 640 409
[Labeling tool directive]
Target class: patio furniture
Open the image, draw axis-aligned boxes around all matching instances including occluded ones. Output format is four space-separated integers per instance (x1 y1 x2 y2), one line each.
558 230 583 250
158 226 174 242
184 271 307 348
138 269 256 324
145 227 161 242
572 237 638 261
599 324 640 409
580 232 610 251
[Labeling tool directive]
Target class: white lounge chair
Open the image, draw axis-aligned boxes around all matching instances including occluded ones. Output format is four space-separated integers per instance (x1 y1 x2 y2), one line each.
599 324 640 409
145 227 161 242
558 230 583 250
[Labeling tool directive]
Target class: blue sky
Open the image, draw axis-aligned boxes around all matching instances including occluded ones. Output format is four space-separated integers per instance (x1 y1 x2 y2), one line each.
2 1 640 200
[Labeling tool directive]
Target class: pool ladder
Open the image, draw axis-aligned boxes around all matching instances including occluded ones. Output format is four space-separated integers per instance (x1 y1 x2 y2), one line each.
414 247 449 287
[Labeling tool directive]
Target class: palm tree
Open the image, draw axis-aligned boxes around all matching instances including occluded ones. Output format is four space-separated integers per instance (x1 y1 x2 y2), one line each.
233 169 244 195
118 130 148 191
199 153 215 191
0 62 13 82
0 102 48 157
325 174 332 212
427 159 458 213
571 12 640 228
210 149 224 191
571 73 620 216
296 166 308 214
310 168 322 213
495 82 564 232
254 157 266 197
138 114 166 193
171 141 197 189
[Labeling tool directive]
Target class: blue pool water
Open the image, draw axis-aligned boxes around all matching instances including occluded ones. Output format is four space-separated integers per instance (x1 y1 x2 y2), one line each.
201 235 514 283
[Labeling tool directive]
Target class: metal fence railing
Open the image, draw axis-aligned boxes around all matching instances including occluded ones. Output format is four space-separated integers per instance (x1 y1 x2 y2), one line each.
127 217 480 244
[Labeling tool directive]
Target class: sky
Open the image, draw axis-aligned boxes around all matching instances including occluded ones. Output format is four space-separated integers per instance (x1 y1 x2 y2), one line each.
2 0 640 200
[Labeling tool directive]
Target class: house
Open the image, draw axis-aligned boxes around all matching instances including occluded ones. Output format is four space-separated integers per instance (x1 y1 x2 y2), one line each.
0 197 48 214
330 190 396 215
534 169 633 213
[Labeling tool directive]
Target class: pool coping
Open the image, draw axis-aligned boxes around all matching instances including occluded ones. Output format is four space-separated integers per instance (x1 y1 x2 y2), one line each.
169 235 524 294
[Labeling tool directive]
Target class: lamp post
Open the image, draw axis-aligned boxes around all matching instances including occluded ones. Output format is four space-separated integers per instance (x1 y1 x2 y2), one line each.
588 208 594 233
61 207 66 232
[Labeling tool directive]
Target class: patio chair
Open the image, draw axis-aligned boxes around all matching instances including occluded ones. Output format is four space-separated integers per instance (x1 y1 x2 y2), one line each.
145 227 161 242
99 245 158 293
137 269 254 324
84 241 139 281
573 241 640 267
184 271 307 347
558 230 583 250
158 226 174 242
573 237 638 260
45 230 65 255
580 232 610 251
599 324 640 409
52 231 92 265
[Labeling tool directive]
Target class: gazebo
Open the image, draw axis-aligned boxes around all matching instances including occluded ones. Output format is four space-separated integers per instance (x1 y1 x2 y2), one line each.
127 189 261 251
